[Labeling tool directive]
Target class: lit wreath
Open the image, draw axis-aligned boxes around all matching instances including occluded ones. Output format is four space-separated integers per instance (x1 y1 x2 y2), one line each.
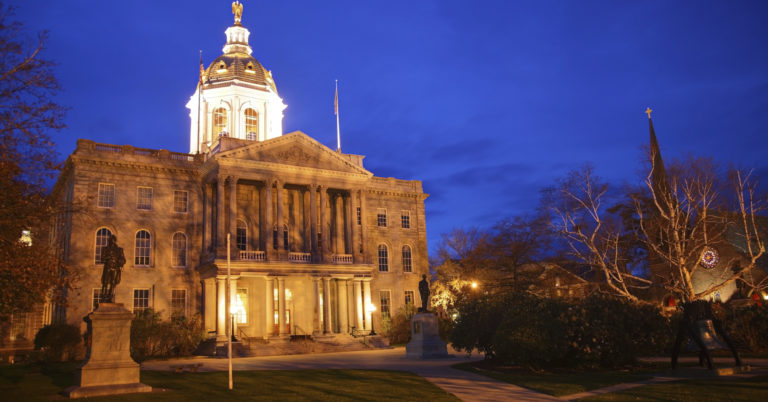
699 248 719 269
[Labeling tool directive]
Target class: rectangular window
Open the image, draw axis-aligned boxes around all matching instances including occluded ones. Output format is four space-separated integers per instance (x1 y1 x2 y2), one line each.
401 211 410 229
171 289 186 317
377 208 387 227
405 290 415 307
173 190 188 213
92 288 101 310
379 290 391 318
98 183 115 208
356 207 361 225
137 187 153 210
133 288 150 313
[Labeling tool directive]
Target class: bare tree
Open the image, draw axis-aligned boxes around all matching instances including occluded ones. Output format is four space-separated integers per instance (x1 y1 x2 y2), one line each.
0 3 68 323
543 165 651 304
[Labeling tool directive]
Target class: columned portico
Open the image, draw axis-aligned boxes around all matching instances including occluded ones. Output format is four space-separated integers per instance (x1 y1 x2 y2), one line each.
353 279 363 333
337 279 349 334
322 277 332 334
264 277 274 338
216 178 225 253
216 277 226 340
277 277 287 337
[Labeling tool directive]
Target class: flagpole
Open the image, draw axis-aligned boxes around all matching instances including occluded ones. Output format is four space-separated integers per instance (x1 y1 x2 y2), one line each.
335 79 341 152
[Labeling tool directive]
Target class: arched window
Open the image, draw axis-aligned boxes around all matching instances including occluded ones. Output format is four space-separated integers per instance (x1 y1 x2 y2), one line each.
172 232 187 267
213 107 228 136
402 245 412 273
135 230 151 266
378 245 389 272
244 108 258 141
94 228 112 264
236 219 248 251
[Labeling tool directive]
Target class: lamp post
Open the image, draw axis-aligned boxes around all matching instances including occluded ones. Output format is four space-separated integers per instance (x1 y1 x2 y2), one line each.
367 303 377 336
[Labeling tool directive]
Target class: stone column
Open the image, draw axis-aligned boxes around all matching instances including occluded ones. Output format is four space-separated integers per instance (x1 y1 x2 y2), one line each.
344 193 353 255
353 279 363 333
216 277 226 341
319 186 330 259
204 278 216 334
313 278 321 335
229 176 238 257
216 178 225 253
360 189 367 257
350 191 359 259
264 181 273 257
277 277 287 336
363 279 372 332
202 183 210 252
276 180 284 254
334 194 343 254
309 185 318 255
337 280 349 334
264 277 274 338
322 277 332 334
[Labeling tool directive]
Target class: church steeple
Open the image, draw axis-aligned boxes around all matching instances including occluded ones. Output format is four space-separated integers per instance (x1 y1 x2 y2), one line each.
186 1 287 154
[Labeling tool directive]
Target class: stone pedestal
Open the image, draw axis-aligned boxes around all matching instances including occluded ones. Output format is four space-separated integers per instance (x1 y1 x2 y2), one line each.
406 313 448 359
64 303 152 398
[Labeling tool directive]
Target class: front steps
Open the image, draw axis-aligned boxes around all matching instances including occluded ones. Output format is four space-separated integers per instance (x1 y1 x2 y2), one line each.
195 334 390 357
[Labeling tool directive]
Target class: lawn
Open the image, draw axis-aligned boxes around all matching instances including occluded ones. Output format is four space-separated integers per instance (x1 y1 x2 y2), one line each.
580 375 768 401
0 362 459 401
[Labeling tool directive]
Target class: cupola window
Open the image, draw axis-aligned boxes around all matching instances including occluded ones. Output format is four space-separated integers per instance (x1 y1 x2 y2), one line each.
213 107 228 137
245 62 255 74
217 62 227 72
244 108 258 140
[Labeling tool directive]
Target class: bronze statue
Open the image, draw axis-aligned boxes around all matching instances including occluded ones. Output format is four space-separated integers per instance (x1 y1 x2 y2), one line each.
418 274 430 312
99 235 126 304
232 1 243 25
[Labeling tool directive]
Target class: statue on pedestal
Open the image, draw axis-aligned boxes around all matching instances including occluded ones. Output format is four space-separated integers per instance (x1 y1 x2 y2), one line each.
99 235 125 304
418 274 430 313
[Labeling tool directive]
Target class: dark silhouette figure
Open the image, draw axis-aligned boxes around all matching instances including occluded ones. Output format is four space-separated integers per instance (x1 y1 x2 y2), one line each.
99 235 126 305
418 274 430 313
671 300 742 370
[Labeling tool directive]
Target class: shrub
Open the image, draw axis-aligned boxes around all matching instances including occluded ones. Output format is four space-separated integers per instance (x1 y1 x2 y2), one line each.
33 324 83 362
450 293 506 358
382 306 414 345
130 309 204 362
723 304 768 354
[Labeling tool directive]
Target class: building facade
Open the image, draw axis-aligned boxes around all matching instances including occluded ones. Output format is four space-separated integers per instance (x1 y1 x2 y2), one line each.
50 5 428 343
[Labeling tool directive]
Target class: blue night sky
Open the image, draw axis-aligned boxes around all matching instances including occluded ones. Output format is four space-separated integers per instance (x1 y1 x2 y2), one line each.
10 1 768 253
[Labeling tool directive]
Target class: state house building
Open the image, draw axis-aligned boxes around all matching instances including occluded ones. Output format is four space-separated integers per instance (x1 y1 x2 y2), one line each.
50 6 428 344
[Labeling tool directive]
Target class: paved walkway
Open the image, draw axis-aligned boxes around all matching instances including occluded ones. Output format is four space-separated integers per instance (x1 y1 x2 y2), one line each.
141 350 767 401
142 346 559 401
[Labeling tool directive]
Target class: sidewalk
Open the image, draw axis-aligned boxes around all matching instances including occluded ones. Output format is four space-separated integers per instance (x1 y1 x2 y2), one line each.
141 351 767 401
142 346 559 401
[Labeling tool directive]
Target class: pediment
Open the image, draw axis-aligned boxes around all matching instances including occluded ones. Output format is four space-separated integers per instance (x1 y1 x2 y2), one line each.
217 131 371 175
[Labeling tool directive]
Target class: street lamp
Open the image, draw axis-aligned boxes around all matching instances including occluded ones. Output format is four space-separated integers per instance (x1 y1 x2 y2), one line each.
471 281 478 289
367 303 377 336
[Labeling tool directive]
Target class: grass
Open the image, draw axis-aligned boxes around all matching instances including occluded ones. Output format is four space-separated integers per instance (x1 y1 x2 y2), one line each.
580 375 768 401
452 361 666 397
0 362 459 401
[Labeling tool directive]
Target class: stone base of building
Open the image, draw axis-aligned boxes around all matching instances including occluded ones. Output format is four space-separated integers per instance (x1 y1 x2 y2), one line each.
406 313 448 359
65 303 151 398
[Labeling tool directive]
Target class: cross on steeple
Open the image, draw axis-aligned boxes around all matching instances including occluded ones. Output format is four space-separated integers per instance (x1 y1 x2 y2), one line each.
645 107 652 119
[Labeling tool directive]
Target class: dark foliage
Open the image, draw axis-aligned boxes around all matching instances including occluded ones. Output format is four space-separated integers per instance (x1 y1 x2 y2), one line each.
32 324 82 362
130 309 205 362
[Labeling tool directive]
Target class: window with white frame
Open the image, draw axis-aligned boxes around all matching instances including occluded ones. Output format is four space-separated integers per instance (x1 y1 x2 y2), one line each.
94 228 112 264
244 108 258 140
405 290 415 306
401 211 410 229
236 219 247 251
377 208 387 227
172 232 187 267
213 107 228 136
378 244 389 272
171 289 186 317
137 187 153 210
134 230 151 266
402 245 412 273
97 183 115 208
133 288 150 313
379 290 391 318
92 288 102 310
356 207 361 225
173 190 188 213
